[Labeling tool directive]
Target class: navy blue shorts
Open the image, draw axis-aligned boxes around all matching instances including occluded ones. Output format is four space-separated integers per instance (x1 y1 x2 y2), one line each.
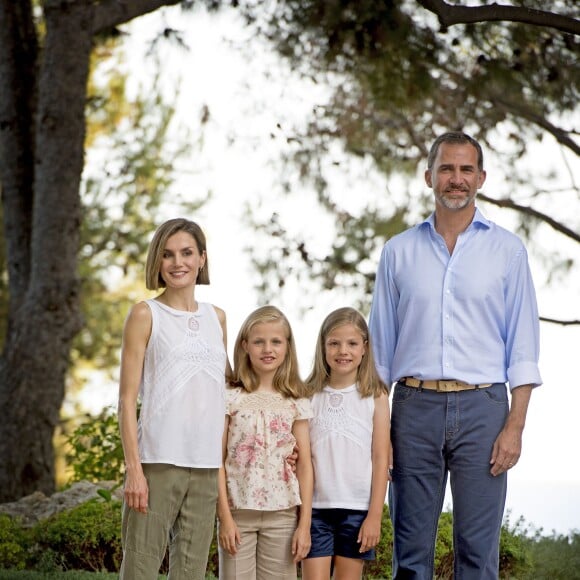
306 508 376 561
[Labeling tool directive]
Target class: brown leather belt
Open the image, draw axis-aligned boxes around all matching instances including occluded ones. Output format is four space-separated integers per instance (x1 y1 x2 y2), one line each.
401 377 492 392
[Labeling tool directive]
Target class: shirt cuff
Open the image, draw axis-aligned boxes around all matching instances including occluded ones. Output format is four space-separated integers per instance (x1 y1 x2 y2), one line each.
507 361 543 391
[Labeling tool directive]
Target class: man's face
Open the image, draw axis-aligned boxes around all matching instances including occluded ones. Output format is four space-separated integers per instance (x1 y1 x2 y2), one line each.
425 143 486 211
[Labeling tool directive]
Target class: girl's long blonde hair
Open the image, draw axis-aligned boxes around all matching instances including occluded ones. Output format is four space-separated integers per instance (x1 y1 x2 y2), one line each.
232 305 305 398
306 307 387 398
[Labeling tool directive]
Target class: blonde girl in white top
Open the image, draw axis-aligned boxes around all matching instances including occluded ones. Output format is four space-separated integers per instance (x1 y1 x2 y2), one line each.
217 305 314 580
118 218 230 580
302 307 391 580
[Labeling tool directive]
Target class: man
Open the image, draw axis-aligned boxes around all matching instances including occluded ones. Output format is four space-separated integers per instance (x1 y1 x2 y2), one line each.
369 131 542 579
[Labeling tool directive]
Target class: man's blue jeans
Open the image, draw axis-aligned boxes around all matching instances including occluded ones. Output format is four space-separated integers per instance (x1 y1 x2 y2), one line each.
389 382 508 579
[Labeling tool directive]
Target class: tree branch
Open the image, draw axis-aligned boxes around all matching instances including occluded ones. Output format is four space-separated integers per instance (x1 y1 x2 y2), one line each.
477 193 580 244
540 316 580 326
491 96 580 157
91 0 182 33
416 0 580 36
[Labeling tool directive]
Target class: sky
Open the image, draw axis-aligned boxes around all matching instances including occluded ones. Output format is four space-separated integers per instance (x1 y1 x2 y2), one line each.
82 4 580 535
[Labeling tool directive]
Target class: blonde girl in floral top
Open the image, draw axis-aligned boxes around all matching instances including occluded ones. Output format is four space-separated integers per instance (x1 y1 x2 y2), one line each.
217 306 314 580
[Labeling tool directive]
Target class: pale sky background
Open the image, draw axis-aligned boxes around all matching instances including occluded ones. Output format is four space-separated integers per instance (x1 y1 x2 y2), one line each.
82 5 580 535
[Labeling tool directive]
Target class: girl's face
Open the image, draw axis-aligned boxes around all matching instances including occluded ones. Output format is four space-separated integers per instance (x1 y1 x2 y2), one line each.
159 231 205 289
243 321 289 379
324 323 366 385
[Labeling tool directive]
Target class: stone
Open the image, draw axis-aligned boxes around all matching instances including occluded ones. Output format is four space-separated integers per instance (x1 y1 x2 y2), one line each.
0 480 123 527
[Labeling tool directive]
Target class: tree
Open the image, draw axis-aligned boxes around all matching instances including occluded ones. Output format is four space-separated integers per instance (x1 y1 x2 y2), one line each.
242 0 579 325
0 0 191 502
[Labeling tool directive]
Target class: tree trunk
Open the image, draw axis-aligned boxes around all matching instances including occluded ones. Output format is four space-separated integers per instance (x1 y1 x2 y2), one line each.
0 0 184 502
0 0 91 501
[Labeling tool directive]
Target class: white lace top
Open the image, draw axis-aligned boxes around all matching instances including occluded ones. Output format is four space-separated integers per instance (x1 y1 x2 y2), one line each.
309 384 375 509
224 388 313 510
137 300 227 468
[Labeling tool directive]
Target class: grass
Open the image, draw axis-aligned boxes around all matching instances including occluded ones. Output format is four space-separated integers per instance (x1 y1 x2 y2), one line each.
0 574 118 580
0 573 218 580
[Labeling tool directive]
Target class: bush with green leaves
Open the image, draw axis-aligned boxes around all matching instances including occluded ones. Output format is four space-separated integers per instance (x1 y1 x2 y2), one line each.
525 529 580 579
65 407 124 484
357 505 533 579
0 514 30 571
499 513 533 578
361 504 393 578
30 499 123 572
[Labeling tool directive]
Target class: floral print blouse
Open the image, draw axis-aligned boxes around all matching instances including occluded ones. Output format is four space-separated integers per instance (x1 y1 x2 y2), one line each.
224 387 313 511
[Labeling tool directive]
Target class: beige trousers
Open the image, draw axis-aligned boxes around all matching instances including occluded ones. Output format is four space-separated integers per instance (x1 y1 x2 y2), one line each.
120 463 218 580
218 507 299 580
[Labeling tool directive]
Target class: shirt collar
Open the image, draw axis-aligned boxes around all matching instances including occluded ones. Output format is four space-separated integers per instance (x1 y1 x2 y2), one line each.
422 206 491 231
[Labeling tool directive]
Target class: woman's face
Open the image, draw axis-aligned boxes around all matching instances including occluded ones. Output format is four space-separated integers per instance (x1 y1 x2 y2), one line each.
159 231 205 289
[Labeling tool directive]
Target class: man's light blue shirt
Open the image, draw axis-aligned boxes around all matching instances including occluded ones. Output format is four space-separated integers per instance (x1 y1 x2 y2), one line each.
369 208 542 390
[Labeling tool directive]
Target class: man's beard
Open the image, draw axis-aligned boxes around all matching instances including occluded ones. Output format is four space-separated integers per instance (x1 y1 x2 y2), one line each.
436 189 476 210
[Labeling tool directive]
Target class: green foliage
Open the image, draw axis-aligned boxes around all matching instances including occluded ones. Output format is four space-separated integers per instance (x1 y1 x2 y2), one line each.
0 572 119 579
363 504 393 578
434 511 454 578
65 408 123 485
4 498 579 578
499 513 533 578
524 529 580 579
0 515 29 571
207 529 219 578
242 0 579 312
30 500 123 573
358 505 534 578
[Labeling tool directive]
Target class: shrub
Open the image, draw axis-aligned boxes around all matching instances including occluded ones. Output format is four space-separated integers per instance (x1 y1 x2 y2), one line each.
30 499 123 572
434 511 454 578
65 408 124 485
0 514 29 570
363 504 393 579
525 529 580 579
357 504 533 579
499 513 533 578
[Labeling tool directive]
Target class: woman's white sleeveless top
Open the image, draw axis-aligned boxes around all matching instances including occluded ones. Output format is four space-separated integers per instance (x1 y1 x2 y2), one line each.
309 384 375 509
138 300 226 468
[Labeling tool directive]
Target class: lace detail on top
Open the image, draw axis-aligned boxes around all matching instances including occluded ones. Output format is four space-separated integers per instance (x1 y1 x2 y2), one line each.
140 303 225 427
137 300 226 468
309 384 375 509
225 388 313 511
310 385 372 450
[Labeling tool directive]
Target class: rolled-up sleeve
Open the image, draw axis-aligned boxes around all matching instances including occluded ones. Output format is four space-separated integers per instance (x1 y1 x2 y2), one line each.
504 248 542 390
369 244 399 387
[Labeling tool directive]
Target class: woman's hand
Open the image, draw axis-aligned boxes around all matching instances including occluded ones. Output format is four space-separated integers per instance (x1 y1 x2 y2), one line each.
123 468 149 514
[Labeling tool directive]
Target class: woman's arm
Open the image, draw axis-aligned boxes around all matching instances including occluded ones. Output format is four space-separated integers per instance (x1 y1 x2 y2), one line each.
292 418 314 563
357 391 390 552
118 302 151 514
217 415 240 555
213 305 233 380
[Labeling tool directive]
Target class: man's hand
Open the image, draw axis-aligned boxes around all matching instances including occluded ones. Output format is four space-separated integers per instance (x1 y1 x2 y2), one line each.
490 384 532 476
